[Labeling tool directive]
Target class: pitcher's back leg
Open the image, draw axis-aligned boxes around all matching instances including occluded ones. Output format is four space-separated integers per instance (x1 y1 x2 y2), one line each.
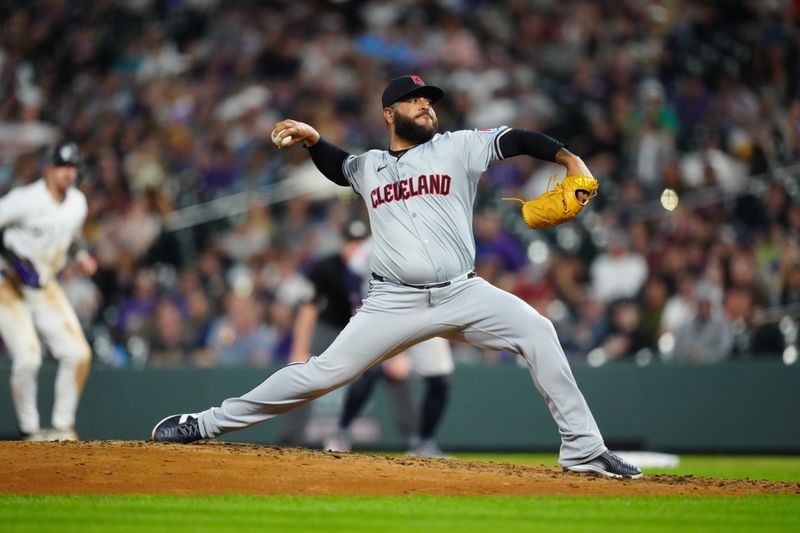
197 287 440 439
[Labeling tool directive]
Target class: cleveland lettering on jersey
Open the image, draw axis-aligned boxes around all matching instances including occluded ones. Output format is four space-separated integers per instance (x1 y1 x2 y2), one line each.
370 173 451 208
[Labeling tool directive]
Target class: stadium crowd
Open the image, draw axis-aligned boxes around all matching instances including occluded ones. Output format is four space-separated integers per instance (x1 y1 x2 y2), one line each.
0 0 798 369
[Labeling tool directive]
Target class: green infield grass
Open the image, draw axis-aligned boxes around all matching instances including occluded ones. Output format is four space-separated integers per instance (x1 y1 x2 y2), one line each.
1 494 798 533
3 454 798 532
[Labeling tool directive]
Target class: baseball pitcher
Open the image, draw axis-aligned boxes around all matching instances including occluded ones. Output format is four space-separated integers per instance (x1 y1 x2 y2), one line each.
153 75 641 479
0 142 95 441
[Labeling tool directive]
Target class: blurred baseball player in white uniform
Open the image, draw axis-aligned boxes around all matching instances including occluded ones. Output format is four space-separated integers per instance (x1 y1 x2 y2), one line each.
0 141 96 441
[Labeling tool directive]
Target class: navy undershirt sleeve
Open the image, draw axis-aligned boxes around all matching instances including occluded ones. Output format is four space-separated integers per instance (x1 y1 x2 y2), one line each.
306 137 350 186
498 129 564 163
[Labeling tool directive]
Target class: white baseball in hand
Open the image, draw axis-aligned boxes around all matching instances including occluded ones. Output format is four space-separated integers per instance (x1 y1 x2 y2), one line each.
660 188 679 211
271 131 293 148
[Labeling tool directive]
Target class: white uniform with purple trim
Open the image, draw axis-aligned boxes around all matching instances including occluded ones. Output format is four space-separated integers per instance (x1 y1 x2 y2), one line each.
197 128 606 466
0 179 92 435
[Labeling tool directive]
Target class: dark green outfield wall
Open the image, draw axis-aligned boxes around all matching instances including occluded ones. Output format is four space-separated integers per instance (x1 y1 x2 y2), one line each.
1 361 798 452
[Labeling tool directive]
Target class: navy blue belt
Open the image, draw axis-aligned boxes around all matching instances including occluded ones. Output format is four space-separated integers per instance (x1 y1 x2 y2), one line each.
371 270 476 290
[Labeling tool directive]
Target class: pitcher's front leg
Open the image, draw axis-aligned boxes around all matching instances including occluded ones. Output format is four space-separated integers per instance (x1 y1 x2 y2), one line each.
442 279 607 466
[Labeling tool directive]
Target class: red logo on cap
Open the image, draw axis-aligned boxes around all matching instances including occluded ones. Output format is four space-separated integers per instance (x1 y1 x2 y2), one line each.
411 75 424 86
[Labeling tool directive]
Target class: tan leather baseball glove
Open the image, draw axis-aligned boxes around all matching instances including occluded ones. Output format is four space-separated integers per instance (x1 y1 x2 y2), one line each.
503 175 598 229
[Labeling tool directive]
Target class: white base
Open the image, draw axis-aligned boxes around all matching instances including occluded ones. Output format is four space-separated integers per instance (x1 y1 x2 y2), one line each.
614 451 680 468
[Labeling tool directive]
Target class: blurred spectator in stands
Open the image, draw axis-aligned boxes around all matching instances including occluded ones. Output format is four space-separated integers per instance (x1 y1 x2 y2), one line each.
679 133 748 192
474 254 506 288
175 269 216 353
219 202 273 262
779 240 800 305
725 287 755 356
726 286 785 359
727 250 772 308
1 152 40 192
136 26 188 82
147 299 195 367
200 143 239 199
749 304 787 359
511 264 555 314
60 262 102 328
598 299 648 362
197 247 229 304
123 136 166 194
267 300 295 362
673 77 712 152
671 287 733 364
637 276 670 350
94 193 163 264
0 92 57 158
581 111 623 172
474 209 527 274
661 274 698 335
551 252 589 303
204 291 276 367
787 204 800 238
92 249 138 322
560 296 608 360
781 100 800 163
714 77 760 132
238 143 278 191
627 221 651 259
699 257 726 309
590 230 648 304
754 223 788 303
629 79 679 194
257 245 313 307
115 268 159 341
272 197 318 264
654 241 691 291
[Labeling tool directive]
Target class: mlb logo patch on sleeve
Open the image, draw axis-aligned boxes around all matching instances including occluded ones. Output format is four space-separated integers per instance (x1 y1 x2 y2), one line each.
479 128 500 134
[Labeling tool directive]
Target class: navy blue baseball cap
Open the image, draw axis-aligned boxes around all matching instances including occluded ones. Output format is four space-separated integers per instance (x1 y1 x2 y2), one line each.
342 219 370 241
382 75 444 108
49 141 81 167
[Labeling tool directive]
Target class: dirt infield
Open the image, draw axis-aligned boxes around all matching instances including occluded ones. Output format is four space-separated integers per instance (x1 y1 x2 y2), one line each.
1 441 798 496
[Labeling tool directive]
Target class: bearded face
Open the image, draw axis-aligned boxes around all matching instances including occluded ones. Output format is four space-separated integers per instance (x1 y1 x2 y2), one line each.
392 105 438 144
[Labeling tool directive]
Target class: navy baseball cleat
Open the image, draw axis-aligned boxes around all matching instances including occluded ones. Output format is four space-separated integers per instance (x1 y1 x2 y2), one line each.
151 414 204 443
565 451 643 479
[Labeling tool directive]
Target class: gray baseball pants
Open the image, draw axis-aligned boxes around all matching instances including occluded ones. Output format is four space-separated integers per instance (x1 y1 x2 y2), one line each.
197 276 607 466
277 321 417 446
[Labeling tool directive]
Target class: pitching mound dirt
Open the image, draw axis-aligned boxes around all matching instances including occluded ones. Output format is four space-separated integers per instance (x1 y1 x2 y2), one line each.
1 441 798 496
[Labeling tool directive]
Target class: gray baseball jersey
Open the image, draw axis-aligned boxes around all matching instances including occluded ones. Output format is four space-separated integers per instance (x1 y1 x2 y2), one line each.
343 127 509 285
192 127 608 466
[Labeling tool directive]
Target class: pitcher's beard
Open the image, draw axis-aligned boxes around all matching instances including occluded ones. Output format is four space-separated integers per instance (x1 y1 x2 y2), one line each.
393 111 437 144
